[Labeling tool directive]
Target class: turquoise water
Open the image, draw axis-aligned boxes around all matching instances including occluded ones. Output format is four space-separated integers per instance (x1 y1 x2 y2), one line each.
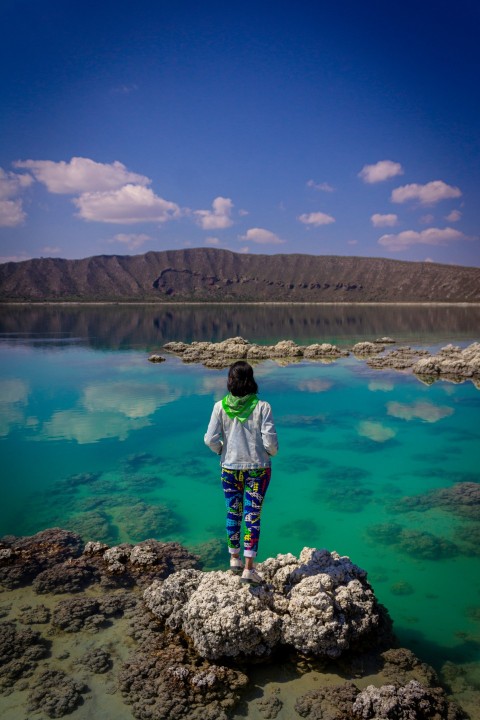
1 305 479 677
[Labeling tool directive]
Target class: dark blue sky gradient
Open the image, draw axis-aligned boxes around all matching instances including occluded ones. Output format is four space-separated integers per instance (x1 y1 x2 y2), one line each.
1 0 478 265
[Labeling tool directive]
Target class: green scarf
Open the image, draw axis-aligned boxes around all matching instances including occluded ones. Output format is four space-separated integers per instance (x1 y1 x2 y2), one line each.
222 393 259 423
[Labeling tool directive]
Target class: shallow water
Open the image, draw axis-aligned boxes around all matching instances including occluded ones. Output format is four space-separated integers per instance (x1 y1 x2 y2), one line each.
1 304 479 699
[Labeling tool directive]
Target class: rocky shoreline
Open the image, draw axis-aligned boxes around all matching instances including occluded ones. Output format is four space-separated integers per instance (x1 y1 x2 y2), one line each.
150 337 480 388
0 529 470 719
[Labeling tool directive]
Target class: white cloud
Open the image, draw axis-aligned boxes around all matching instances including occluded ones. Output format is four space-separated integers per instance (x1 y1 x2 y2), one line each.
41 408 151 444
378 227 465 252
194 196 233 230
446 209 462 222
358 420 396 442
0 379 29 404
238 209 249 216
73 184 181 224
0 168 33 226
424 257 434 263
83 382 178 418
239 228 285 244
14 157 150 194
108 233 151 250
297 379 332 392
387 400 454 423
358 160 404 184
368 380 394 392
0 379 29 436
298 211 335 226
0 252 31 264
391 180 461 205
0 199 26 227
239 246 249 253
419 214 434 225
42 246 61 255
0 168 33 199
371 213 398 228
307 180 335 192
205 236 220 245
347 239 358 246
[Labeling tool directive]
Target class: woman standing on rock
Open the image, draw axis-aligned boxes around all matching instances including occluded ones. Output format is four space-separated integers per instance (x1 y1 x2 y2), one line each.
204 360 278 584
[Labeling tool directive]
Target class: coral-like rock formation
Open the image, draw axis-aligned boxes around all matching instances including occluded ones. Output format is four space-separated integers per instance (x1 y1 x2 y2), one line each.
144 547 388 661
0 531 200 593
413 343 480 381
0 528 83 589
27 669 87 718
163 337 349 367
352 679 465 719
159 337 480 387
0 530 469 719
0 621 49 692
118 601 249 720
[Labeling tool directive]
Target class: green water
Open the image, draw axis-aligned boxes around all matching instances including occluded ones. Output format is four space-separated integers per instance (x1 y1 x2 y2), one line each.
0 304 479 677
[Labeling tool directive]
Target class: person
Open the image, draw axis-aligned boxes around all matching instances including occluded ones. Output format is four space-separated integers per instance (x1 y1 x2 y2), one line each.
204 360 278 584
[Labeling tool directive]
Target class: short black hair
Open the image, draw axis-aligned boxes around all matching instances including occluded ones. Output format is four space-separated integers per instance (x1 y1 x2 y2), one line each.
227 361 258 397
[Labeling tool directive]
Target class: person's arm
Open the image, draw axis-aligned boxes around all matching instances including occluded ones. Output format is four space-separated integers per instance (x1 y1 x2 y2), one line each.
204 404 223 455
261 403 278 456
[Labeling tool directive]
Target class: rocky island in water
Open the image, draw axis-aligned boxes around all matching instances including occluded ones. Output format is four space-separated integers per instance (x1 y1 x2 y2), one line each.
0 528 473 720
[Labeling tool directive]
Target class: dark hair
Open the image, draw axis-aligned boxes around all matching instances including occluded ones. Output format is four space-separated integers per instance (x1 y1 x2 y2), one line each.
227 361 258 397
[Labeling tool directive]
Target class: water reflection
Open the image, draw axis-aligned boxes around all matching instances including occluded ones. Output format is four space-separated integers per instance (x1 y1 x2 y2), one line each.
0 303 479 349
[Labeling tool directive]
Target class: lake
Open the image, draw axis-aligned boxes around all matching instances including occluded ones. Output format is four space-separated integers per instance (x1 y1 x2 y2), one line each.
1 303 479 688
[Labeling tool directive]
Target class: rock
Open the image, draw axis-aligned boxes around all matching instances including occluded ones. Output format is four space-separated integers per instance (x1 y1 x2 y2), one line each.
119 602 248 720
144 547 388 661
52 592 135 633
101 539 200 587
381 648 438 687
413 343 480 384
78 647 112 673
295 681 360 719
0 528 84 589
33 562 95 594
52 597 105 633
148 354 166 362
18 603 51 624
0 621 49 691
84 541 109 556
353 342 385 355
303 343 349 359
162 337 349 366
376 337 396 343
27 669 87 718
351 679 465 719
256 688 283 718
367 347 430 370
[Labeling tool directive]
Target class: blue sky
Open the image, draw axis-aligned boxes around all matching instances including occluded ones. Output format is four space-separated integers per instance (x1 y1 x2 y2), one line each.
1 0 479 266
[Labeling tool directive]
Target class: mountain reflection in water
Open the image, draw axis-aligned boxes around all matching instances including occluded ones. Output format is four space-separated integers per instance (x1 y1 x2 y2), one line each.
1 303 479 349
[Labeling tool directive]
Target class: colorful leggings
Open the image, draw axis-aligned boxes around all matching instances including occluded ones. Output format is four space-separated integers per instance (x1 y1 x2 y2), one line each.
221 467 271 558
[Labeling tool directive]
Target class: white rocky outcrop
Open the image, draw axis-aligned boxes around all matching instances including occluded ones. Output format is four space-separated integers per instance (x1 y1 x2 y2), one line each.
143 548 383 661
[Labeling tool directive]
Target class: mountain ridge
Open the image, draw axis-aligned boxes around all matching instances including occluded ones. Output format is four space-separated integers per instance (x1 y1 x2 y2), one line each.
1 247 479 302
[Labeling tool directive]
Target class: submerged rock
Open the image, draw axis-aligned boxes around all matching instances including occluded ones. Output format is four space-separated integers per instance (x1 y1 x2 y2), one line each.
144 547 389 661
27 668 87 718
352 679 465 719
0 621 49 692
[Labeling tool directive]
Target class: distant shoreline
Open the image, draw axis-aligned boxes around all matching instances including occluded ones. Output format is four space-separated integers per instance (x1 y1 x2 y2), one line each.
2 301 480 307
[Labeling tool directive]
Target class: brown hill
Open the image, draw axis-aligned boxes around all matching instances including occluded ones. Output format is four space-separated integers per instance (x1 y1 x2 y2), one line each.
0 248 479 302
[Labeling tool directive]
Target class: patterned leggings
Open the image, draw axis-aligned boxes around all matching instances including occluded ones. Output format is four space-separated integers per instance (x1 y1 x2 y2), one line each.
221 467 271 558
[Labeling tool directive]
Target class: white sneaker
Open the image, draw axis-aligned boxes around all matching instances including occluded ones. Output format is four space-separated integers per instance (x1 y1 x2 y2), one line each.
240 567 263 585
229 556 244 573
